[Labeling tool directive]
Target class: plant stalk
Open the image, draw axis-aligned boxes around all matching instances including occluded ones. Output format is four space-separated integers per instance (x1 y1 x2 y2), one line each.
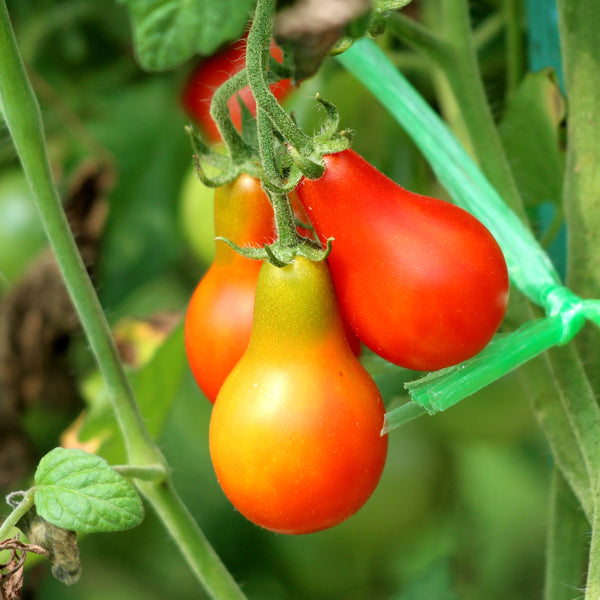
544 468 588 600
0 0 158 469
0 490 35 540
137 478 246 600
0 3 244 597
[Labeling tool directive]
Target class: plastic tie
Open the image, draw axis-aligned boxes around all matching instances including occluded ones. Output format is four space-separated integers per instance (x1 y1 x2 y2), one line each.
540 285 586 345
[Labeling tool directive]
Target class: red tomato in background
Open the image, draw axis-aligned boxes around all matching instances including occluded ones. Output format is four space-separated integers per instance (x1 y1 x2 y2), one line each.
181 33 293 143
210 256 387 534
295 149 509 372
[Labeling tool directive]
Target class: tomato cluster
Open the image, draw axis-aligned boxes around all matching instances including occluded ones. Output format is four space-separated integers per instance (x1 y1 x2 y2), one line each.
184 148 509 535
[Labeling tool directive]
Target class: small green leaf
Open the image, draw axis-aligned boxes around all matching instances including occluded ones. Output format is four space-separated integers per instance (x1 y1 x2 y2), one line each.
118 0 254 71
33 448 144 533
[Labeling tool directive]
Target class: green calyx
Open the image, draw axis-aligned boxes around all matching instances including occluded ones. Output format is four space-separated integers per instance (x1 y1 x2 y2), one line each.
216 235 333 268
185 0 353 269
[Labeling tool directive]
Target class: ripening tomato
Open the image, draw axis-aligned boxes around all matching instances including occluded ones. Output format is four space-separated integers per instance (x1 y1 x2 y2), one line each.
184 176 360 402
295 149 509 372
181 33 293 143
210 256 387 534
184 174 275 402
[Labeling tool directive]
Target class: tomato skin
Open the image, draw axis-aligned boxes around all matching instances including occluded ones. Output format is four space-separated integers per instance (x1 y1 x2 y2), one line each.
184 175 275 402
181 34 293 143
295 149 510 372
210 257 387 534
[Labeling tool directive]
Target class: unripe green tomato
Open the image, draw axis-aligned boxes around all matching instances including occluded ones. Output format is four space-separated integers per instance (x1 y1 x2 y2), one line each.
178 167 215 265
0 168 46 286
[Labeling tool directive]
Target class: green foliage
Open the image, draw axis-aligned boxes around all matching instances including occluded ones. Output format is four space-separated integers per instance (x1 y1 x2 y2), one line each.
34 448 144 533
118 0 255 71
499 69 565 211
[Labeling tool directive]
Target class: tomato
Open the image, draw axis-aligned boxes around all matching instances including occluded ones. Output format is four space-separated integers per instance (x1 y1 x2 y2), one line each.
0 168 46 288
209 256 387 534
178 166 216 265
295 149 509 372
184 176 360 402
184 174 275 403
181 33 293 143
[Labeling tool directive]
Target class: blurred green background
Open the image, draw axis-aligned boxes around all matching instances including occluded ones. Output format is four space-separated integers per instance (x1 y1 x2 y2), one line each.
0 0 563 598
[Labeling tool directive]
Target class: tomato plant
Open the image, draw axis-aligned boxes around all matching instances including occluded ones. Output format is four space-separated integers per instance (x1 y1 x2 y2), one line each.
184 173 360 402
181 33 293 143
209 256 387 534
296 149 510 372
184 174 275 403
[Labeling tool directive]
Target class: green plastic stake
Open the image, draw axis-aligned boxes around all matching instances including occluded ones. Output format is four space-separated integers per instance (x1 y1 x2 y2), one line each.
337 39 600 429
337 38 561 306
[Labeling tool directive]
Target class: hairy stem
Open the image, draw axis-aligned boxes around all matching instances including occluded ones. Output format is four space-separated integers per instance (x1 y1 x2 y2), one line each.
0 490 35 540
246 0 313 154
544 468 588 600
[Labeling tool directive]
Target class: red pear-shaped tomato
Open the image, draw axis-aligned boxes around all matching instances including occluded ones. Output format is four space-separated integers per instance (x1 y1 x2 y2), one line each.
295 149 509 372
184 175 275 402
210 257 387 534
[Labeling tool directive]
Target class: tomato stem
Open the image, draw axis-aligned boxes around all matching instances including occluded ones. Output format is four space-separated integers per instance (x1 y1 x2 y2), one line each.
210 69 254 162
246 0 315 157
270 192 301 249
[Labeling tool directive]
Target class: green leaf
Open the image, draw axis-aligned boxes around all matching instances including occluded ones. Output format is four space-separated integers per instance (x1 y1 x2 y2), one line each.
79 321 188 465
498 68 566 210
118 0 254 71
33 448 144 533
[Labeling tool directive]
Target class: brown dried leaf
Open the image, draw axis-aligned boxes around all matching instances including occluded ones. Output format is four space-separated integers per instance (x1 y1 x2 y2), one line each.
0 537 48 600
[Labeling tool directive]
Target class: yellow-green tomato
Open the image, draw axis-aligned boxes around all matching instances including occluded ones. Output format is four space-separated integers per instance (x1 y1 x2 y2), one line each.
0 168 46 286
178 167 215 265
209 257 388 535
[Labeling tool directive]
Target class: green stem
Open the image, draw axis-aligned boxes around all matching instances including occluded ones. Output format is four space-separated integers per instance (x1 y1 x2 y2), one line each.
585 502 600 599
503 0 524 97
0 490 34 540
0 0 156 470
137 478 246 600
112 464 166 482
545 344 600 498
0 4 244 597
246 0 313 154
270 192 301 249
386 13 449 63
256 106 284 188
518 355 591 519
557 0 600 393
544 468 588 600
210 69 253 159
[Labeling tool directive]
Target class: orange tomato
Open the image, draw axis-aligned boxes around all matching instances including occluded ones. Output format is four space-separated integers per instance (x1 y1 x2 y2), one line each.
209 257 387 534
